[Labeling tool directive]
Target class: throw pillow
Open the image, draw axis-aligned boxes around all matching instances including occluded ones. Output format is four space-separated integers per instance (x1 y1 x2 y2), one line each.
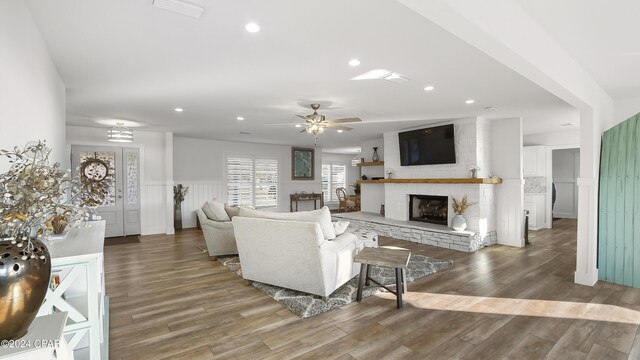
224 204 241 219
202 199 230 221
238 206 337 240
332 221 350 236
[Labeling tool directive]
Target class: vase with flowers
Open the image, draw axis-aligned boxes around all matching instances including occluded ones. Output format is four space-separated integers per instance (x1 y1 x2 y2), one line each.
451 196 477 231
385 169 394 179
0 141 106 341
469 165 480 178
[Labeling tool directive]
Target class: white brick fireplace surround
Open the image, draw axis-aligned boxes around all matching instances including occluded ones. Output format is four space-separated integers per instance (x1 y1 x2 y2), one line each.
355 116 522 251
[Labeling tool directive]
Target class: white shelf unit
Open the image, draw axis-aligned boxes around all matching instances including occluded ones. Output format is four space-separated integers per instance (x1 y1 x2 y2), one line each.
37 221 107 360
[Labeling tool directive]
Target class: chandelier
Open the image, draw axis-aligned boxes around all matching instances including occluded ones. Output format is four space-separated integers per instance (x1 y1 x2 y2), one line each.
107 122 133 142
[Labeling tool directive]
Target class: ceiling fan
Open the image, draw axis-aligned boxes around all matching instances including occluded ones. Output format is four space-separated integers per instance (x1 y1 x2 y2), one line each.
266 104 362 138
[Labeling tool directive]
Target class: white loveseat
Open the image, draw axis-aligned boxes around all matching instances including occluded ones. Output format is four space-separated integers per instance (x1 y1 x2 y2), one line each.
232 207 363 298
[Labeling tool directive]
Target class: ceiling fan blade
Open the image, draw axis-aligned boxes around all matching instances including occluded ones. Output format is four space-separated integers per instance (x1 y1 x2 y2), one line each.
328 125 353 131
264 123 304 126
296 114 311 121
327 117 362 124
299 129 307 133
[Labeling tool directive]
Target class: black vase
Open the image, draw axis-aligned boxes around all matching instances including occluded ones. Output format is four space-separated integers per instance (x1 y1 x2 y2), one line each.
0 239 51 340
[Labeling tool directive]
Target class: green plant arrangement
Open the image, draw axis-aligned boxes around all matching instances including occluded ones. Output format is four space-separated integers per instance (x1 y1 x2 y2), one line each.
451 196 477 215
350 182 361 194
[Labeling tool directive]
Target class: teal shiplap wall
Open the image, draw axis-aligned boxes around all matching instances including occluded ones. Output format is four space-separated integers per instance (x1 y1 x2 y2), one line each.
599 113 640 287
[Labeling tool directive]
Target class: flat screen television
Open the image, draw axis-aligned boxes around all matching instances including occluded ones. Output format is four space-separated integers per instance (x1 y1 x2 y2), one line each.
398 124 456 166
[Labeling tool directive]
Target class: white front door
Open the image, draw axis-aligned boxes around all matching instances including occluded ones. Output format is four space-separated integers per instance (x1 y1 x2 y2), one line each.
71 146 141 237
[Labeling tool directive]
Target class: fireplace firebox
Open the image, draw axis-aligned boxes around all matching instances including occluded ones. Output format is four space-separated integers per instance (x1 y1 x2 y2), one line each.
409 195 448 225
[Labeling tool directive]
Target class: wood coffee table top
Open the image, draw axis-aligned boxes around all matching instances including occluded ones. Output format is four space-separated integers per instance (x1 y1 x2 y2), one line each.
354 246 411 269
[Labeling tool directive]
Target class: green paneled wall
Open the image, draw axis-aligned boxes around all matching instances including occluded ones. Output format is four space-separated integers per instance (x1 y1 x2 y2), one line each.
599 113 640 287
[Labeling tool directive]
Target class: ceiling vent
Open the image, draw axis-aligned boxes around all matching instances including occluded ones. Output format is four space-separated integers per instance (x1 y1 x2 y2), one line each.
152 0 204 19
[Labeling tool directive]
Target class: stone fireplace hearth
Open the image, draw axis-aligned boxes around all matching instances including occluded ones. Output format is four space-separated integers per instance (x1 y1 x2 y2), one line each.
409 195 448 225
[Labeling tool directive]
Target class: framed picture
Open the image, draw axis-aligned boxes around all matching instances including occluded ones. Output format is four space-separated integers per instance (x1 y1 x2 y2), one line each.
291 147 314 180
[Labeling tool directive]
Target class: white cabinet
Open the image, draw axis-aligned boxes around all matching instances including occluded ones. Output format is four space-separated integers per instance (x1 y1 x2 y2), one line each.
523 146 546 177
524 194 546 230
38 221 107 360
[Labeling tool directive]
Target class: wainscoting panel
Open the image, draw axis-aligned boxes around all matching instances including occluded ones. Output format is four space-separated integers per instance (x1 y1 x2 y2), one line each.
177 182 224 228
598 114 640 287
141 183 169 235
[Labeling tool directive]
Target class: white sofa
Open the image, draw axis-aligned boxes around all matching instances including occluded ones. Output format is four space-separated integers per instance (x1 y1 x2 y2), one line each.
196 205 237 259
232 207 363 298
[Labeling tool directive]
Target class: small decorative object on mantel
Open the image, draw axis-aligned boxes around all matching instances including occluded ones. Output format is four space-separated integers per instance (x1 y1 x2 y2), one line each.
372 147 380 162
469 165 480 179
451 196 477 231
0 140 107 341
385 169 394 179
361 175 368 180
173 184 189 230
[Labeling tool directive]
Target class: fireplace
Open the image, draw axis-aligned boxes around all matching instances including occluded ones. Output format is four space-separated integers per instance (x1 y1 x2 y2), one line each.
409 195 448 225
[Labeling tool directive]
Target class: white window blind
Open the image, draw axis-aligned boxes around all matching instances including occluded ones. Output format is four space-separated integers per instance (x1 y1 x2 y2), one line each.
227 156 278 208
322 163 346 202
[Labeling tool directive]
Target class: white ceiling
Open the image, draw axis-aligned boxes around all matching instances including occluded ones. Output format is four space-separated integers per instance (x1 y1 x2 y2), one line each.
517 0 640 100
26 0 578 151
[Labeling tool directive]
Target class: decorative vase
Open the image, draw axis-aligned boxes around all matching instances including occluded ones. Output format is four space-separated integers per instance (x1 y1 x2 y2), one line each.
452 214 467 231
354 189 361 195
380 204 385 216
470 169 478 178
0 239 51 340
174 203 183 230
372 147 380 162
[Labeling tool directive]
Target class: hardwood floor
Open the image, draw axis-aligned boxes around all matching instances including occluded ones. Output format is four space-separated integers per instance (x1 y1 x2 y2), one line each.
105 219 640 359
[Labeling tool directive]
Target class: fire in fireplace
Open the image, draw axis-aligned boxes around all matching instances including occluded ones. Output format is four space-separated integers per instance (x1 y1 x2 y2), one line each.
409 195 448 225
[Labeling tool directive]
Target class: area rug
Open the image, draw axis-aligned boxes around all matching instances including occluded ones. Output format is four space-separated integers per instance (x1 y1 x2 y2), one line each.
217 254 453 318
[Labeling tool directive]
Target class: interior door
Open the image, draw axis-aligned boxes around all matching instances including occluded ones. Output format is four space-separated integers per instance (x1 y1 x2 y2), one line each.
71 146 141 237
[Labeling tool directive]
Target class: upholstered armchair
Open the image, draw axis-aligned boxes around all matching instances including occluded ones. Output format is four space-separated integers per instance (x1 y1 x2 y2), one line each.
196 208 237 259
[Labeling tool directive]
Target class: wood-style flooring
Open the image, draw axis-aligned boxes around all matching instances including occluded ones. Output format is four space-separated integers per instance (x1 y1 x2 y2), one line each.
105 219 640 359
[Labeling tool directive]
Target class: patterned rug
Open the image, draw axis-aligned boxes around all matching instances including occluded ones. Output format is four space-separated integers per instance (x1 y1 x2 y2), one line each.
217 254 453 318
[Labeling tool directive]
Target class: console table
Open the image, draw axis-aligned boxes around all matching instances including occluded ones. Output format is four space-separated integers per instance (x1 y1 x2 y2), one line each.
38 221 107 360
290 192 324 212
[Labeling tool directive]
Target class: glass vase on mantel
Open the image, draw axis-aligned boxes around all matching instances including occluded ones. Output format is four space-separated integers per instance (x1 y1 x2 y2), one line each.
372 147 380 162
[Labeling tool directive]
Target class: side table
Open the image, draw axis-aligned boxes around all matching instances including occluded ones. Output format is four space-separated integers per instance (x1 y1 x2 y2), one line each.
354 246 411 309
0 312 72 360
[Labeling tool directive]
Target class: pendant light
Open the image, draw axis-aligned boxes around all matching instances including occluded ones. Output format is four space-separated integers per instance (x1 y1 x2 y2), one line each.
107 122 133 142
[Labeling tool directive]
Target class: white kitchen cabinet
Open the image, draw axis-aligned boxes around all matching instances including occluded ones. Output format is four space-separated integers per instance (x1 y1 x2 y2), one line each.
523 146 546 177
524 194 546 230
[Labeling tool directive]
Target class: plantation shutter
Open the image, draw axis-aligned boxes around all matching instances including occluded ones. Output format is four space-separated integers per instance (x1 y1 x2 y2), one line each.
227 157 254 207
254 158 278 208
322 164 331 202
331 165 346 201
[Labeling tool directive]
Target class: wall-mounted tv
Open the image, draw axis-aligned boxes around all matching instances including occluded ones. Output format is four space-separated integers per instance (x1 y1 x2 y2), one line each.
399 124 456 166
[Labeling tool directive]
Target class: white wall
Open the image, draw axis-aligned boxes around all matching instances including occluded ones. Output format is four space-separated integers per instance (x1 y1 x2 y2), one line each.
66 125 172 235
0 0 65 171
524 130 581 146
491 118 524 247
552 148 580 219
174 137 323 228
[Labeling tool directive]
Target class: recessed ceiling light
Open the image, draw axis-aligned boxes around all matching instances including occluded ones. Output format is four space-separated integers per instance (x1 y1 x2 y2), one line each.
348 59 360 67
424 85 435 91
561 122 575 126
295 124 302 128
174 107 183 112
337 129 344 133
245 22 260 33
236 116 244 121
465 99 475 104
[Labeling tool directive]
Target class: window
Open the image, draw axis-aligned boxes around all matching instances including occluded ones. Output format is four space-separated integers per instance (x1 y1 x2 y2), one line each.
322 163 346 202
227 156 278 208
